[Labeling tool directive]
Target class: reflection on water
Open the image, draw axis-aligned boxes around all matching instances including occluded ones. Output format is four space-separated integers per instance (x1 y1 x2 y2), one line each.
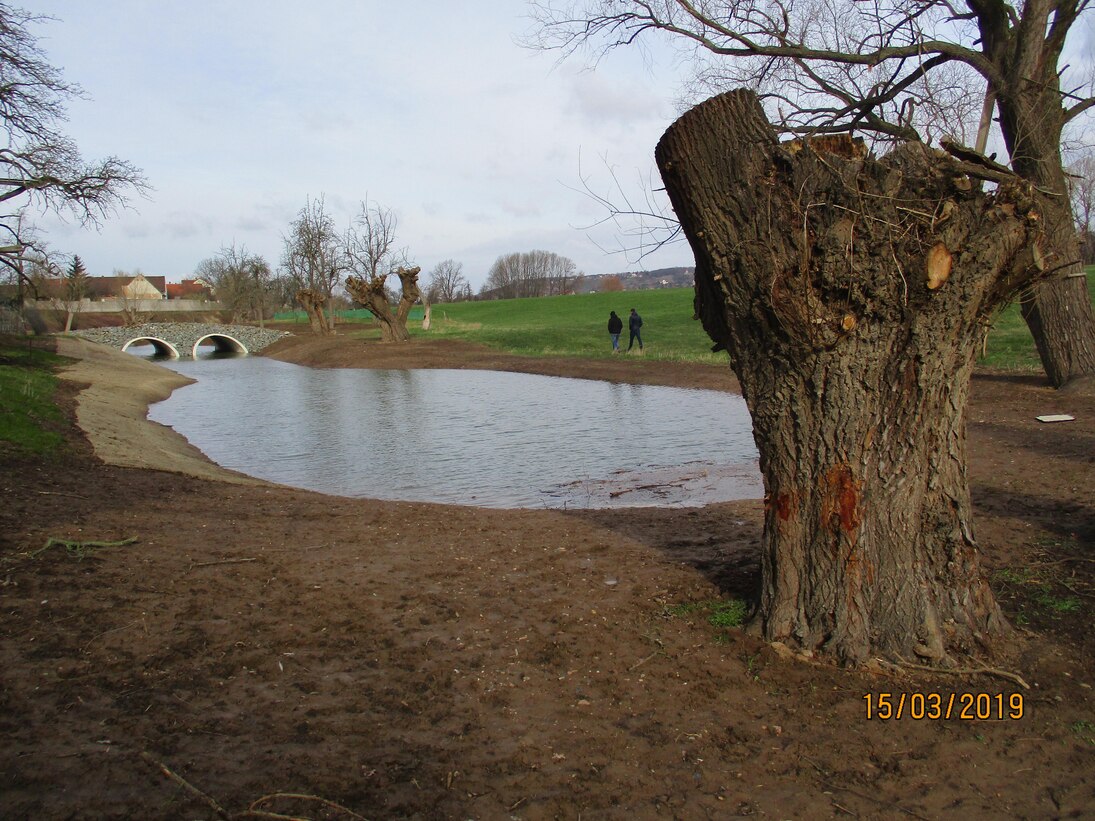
148 356 761 508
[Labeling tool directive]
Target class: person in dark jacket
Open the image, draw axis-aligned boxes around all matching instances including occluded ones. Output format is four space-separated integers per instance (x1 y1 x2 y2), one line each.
607 310 623 353
627 308 644 352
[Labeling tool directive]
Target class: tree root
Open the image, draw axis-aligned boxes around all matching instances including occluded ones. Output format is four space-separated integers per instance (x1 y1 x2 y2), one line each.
874 658 1031 689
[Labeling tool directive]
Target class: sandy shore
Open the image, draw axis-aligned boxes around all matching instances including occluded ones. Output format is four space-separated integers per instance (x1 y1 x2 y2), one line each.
55 336 270 485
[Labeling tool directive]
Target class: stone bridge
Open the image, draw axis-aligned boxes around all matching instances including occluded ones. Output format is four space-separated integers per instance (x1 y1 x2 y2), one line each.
73 323 290 358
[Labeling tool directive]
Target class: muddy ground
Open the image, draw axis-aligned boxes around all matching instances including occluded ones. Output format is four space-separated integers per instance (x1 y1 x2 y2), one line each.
1 331 1092 819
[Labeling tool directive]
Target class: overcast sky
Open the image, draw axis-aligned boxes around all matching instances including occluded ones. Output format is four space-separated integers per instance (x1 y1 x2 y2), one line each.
24 1 696 289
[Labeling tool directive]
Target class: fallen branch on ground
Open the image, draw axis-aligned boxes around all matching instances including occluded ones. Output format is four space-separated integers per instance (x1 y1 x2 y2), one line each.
33 536 137 560
141 752 370 820
191 558 259 569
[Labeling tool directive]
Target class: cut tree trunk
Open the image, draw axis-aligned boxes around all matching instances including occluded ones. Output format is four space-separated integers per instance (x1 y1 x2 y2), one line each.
345 266 421 343
656 90 1048 664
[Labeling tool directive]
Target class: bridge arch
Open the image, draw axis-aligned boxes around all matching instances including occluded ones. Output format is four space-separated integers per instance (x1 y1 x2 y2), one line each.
121 337 180 358
192 333 248 357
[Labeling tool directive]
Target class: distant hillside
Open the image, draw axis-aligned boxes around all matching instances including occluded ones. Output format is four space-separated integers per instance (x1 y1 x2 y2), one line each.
576 267 694 293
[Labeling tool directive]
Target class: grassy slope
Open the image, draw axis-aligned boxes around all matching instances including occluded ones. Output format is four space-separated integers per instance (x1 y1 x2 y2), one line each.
418 289 723 363
0 342 65 454
277 268 1095 370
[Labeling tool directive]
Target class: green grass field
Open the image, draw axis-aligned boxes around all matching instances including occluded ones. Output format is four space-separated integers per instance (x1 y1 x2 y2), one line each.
0 343 65 454
276 268 1095 370
979 268 1095 370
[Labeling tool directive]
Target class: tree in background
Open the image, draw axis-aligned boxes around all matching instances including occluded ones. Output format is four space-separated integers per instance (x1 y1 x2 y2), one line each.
425 259 470 304
600 274 624 292
195 245 271 325
281 197 343 334
481 250 581 298
62 254 87 331
531 0 1095 388
342 201 422 342
1070 153 1095 265
111 268 148 327
0 5 145 295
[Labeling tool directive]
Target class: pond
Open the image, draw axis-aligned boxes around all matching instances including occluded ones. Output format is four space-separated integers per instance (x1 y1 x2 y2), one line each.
146 354 761 509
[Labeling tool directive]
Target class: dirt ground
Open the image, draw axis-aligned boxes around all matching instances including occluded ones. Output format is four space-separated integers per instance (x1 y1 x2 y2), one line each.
1 331 1092 819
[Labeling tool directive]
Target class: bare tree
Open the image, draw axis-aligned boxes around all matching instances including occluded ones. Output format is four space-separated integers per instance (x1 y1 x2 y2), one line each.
280 196 343 334
0 5 146 293
531 0 1095 387
481 250 581 298
195 245 271 325
425 259 470 303
1069 152 1095 264
342 201 421 342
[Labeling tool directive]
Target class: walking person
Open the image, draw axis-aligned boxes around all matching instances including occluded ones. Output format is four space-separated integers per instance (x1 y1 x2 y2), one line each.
627 307 644 353
607 310 623 353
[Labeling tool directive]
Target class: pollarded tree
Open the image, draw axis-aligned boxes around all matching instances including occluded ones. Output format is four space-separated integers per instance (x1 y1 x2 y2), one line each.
0 5 145 290
531 0 1095 388
657 90 1048 663
343 201 421 342
281 196 343 334
345 266 421 342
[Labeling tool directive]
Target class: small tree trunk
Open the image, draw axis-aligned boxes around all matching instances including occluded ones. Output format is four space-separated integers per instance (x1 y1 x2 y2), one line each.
656 90 1046 663
422 301 432 331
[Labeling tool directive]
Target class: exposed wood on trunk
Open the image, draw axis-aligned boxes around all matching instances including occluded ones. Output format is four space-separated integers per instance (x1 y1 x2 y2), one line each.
656 90 1047 664
926 244 953 290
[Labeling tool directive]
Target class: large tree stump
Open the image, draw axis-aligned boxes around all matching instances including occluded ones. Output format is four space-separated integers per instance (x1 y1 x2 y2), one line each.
656 90 1046 663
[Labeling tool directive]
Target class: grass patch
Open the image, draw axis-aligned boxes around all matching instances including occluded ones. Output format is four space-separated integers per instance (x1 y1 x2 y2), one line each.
1071 721 1095 746
979 267 1095 371
667 598 750 630
0 343 66 455
991 562 1085 626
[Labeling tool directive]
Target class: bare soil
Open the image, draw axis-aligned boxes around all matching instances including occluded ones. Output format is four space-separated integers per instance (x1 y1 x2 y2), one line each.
1 331 1092 819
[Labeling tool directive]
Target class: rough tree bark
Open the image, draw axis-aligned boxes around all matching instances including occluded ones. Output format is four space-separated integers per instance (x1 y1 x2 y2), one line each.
656 91 1047 664
344 266 421 343
295 289 330 336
